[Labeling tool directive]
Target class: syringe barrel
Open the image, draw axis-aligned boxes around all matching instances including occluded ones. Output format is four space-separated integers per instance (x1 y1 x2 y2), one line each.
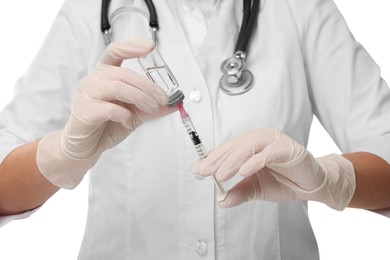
181 115 227 199
182 117 207 159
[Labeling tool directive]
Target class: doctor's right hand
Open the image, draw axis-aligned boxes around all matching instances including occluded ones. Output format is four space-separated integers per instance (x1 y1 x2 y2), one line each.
36 38 176 189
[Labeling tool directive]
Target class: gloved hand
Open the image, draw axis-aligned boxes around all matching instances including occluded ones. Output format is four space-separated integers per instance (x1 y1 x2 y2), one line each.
37 38 177 189
193 128 356 210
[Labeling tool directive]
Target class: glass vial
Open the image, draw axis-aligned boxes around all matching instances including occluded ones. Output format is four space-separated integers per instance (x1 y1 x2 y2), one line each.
138 48 185 106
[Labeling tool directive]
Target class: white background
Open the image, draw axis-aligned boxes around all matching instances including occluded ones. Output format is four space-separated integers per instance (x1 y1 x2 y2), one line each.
0 1 389 259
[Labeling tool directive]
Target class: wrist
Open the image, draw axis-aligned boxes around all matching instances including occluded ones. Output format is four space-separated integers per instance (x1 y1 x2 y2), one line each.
37 131 95 189
309 154 356 210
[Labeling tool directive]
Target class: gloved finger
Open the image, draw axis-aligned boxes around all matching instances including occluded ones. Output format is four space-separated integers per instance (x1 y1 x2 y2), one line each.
218 175 259 208
100 38 155 66
81 78 162 114
92 65 168 105
237 147 290 178
195 147 238 177
72 92 134 129
130 102 178 123
238 131 304 177
192 160 202 176
196 128 277 178
195 132 257 176
261 131 307 167
236 146 274 177
219 169 301 208
213 140 258 182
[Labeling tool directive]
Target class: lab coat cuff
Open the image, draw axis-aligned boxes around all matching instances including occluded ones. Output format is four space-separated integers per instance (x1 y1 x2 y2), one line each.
0 207 39 228
356 136 390 165
0 136 26 163
371 208 390 218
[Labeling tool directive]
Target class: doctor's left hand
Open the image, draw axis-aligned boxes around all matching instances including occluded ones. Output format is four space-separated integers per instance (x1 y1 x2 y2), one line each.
193 128 356 211
36 38 177 189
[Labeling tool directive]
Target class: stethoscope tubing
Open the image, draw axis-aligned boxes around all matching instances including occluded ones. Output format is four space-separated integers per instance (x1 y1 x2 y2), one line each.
100 0 259 53
100 0 260 95
101 0 112 33
144 0 158 30
236 0 260 54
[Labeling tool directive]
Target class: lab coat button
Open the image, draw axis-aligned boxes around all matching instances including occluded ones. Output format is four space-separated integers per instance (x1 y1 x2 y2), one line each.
189 90 202 103
194 239 208 256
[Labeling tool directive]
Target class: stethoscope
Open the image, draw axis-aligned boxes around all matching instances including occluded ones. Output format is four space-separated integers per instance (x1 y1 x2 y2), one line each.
101 0 260 96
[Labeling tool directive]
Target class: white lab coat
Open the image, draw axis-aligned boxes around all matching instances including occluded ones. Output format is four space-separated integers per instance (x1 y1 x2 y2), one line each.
1 0 390 259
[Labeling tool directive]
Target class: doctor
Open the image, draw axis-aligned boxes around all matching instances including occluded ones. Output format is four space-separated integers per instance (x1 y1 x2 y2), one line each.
1 0 390 259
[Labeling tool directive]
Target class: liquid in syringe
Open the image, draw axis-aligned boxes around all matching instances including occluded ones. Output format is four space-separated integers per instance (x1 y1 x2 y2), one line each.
177 102 227 201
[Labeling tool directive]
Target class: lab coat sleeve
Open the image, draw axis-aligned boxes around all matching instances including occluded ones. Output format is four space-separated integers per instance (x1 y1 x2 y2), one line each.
0 0 93 163
0 208 39 228
301 0 390 163
372 208 390 218
0 0 94 224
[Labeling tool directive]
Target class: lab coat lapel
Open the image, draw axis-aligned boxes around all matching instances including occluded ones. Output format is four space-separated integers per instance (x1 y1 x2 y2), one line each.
155 1 209 91
196 1 241 97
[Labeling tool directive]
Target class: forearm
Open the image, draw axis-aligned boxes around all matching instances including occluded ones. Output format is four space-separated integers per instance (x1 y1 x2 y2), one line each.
0 140 59 216
343 152 390 210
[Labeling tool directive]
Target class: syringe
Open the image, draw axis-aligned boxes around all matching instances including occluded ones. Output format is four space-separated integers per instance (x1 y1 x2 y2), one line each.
177 102 227 201
138 49 226 200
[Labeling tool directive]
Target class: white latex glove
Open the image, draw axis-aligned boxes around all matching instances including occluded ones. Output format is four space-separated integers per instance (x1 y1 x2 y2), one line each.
37 38 177 189
193 128 356 210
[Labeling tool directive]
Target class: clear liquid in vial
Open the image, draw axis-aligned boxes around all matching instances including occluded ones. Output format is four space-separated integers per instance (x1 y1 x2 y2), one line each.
145 65 179 96
139 48 185 106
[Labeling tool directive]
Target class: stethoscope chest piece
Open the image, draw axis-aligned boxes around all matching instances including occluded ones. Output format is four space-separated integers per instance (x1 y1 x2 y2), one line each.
219 53 254 95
